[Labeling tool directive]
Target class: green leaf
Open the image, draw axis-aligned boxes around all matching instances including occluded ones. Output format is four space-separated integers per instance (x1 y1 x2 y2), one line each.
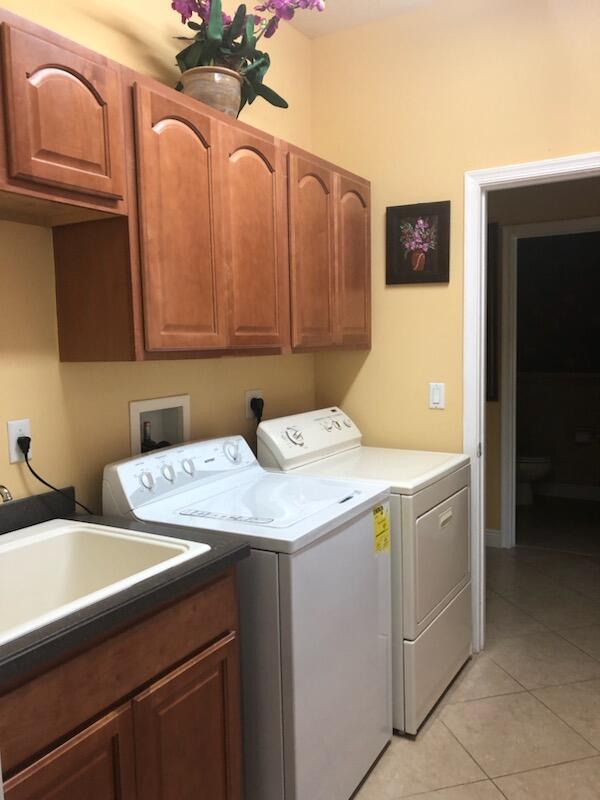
241 51 270 82
224 4 247 45
176 40 205 71
207 0 224 43
254 82 288 108
187 20 203 31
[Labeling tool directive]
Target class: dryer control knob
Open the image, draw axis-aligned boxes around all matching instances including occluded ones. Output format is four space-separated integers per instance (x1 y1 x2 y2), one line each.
286 426 304 446
343 419 352 428
162 464 176 482
140 471 155 490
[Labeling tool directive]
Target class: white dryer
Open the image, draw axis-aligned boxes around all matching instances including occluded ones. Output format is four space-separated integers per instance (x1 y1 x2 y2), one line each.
103 435 392 800
258 408 472 735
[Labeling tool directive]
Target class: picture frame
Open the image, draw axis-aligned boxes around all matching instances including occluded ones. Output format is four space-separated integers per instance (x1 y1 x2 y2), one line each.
386 200 450 285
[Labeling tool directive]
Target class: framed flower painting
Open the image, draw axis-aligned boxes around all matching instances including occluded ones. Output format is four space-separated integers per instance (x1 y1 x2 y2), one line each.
386 201 450 284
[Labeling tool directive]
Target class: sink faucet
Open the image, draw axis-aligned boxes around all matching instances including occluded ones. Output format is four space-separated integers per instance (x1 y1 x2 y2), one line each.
0 485 13 502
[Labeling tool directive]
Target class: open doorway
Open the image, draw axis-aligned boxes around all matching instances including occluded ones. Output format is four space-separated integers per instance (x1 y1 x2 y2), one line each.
463 154 600 651
484 178 600 640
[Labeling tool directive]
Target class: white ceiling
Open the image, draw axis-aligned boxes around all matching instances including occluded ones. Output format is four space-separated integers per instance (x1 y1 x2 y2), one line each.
291 0 432 39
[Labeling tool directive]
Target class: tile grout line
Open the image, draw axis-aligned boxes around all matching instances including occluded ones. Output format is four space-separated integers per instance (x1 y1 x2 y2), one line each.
530 687 600 755
490 752 600 782
437 716 494 782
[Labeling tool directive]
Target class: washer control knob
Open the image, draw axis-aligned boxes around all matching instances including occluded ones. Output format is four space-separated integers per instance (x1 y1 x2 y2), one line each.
333 419 342 430
162 464 176 482
343 418 352 428
286 426 304 446
182 458 195 475
223 440 241 463
140 471 155 490
322 420 334 432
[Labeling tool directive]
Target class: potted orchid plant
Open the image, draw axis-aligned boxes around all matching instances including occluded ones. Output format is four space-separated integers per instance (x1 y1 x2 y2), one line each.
171 0 325 117
400 217 438 272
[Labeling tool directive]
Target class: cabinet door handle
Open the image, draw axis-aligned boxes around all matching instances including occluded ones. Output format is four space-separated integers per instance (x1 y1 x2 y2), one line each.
439 508 453 529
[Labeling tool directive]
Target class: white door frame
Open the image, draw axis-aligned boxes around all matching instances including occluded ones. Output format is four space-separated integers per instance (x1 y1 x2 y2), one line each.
500 216 600 549
463 152 600 652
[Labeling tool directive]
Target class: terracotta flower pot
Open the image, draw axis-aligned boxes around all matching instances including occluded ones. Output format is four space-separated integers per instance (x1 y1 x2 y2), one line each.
411 250 426 271
180 66 243 118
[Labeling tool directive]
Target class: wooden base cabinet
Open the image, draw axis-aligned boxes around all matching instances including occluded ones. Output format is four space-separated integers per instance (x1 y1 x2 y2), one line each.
0 570 243 800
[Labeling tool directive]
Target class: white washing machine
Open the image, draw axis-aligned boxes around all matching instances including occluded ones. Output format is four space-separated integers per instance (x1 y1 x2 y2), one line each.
102 435 392 800
258 408 472 735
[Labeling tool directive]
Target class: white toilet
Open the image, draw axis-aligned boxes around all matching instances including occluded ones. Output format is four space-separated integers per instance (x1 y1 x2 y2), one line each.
516 456 552 506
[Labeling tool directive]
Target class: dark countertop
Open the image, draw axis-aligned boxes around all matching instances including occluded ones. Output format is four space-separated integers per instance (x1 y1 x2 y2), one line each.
0 513 250 693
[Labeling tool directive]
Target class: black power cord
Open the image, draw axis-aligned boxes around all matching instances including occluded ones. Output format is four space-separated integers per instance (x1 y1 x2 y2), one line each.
250 396 265 425
17 436 94 516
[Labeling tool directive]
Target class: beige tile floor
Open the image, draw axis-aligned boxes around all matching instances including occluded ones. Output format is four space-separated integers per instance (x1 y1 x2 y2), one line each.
355 545 600 799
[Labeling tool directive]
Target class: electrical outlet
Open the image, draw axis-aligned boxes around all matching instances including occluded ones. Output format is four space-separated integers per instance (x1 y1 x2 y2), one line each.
245 390 263 420
7 418 31 463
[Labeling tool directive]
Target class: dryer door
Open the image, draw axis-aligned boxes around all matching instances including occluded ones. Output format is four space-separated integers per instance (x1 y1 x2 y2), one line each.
405 485 470 639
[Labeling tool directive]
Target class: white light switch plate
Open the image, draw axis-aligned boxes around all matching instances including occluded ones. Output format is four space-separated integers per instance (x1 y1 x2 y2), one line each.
7 418 31 463
429 383 445 410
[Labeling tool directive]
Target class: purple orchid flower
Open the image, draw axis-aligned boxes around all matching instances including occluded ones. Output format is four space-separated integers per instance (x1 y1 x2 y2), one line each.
172 0 199 23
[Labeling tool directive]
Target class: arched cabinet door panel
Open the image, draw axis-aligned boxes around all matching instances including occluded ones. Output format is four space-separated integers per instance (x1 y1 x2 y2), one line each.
288 152 336 349
217 125 290 349
1 24 126 200
336 175 371 347
134 84 226 351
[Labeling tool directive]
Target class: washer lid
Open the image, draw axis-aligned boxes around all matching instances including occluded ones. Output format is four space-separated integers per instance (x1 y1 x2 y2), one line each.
177 473 362 529
283 446 470 495
133 472 390 553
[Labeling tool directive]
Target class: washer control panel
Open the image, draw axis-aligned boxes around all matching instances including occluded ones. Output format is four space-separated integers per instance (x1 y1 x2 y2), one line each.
257 408 361 470
103 436 256 513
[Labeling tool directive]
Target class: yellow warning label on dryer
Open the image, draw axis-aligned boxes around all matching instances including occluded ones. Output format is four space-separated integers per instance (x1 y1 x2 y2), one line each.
373 505 390 554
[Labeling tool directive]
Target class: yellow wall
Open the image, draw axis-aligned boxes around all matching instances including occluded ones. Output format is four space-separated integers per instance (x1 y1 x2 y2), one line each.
311 0 600 459
0 2 315 510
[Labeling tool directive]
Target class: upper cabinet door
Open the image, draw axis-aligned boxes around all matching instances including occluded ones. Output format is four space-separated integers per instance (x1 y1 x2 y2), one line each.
134 84 226 352
288 152 336 349
336 174 371 347
1 24 126 199
217 126 289 349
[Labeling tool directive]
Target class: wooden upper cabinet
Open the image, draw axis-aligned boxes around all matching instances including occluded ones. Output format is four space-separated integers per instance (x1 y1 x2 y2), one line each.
133 632 242 800
217 125 289 349
134 84 226 351
288 151 336 349
336 174 371 347
0 23 126 200
4 705 136 800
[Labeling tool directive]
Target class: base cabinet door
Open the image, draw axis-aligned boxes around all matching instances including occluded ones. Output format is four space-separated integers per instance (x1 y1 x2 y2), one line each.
1 24 126 200
3 705 136 800
133 632 243 800
336 174 371 347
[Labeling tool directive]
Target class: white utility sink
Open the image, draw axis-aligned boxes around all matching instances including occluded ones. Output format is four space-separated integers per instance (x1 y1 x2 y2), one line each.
0 519 210 647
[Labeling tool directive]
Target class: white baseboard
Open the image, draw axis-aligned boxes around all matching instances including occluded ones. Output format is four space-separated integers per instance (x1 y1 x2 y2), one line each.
537 483 600 502
485 529 503 548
